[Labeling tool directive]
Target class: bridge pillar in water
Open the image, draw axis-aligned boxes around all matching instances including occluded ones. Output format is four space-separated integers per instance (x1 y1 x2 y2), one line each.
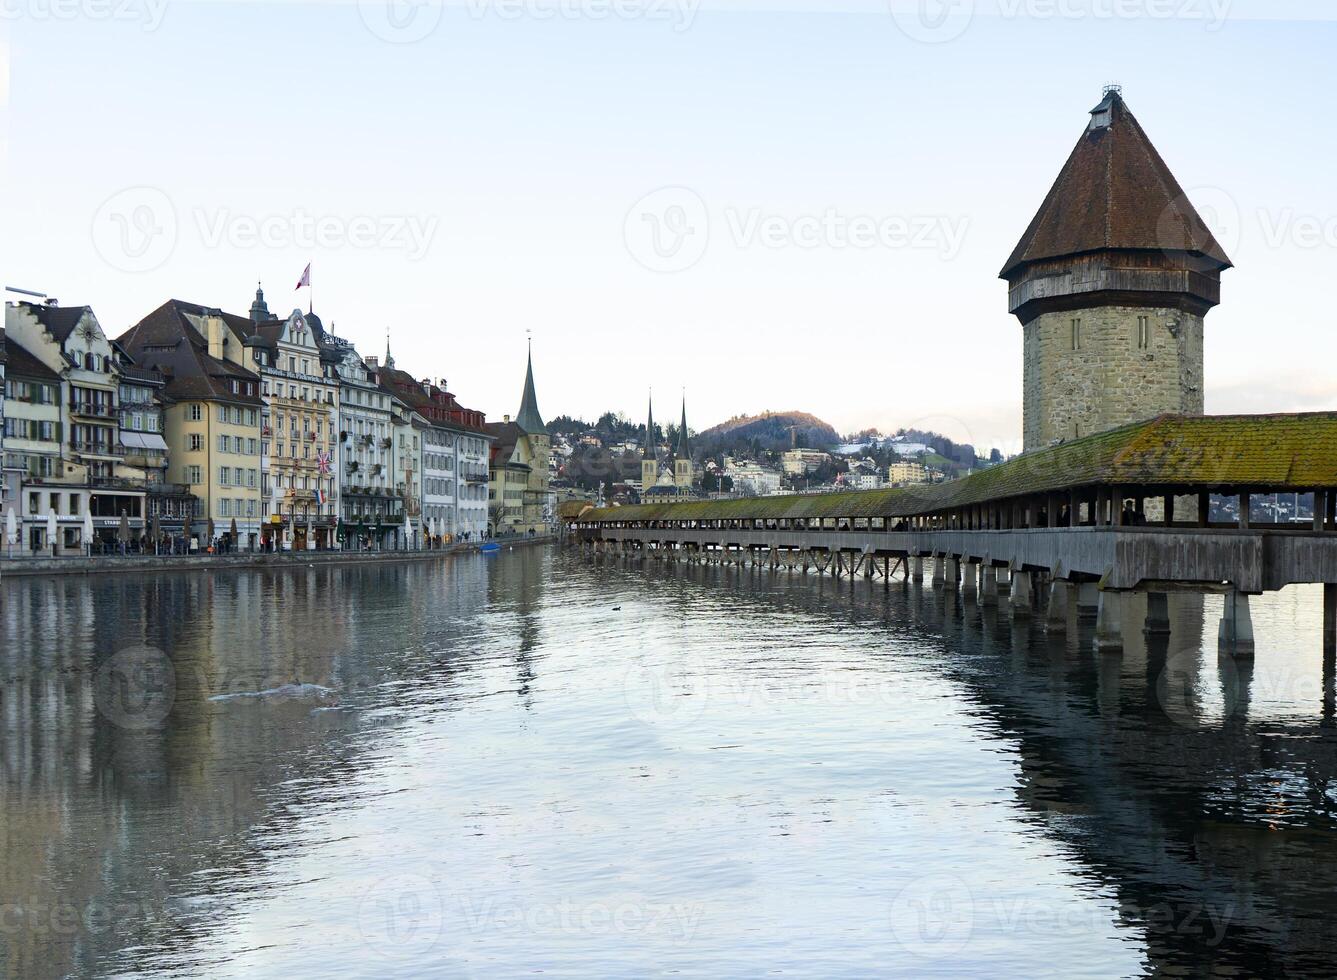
1143 592 1172 636
943 557 960 592
1094 592 1124 653
961 561 978 600
1324 585 1336 725
980 566 999 606
1077 582 1100 618
1009 569 1032 616
931 555 945 587
911 555 924 583
1218 590 1256 658
1045 580 1071 634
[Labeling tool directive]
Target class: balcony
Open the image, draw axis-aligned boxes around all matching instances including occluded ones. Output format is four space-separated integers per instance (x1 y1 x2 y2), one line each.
70 440 125 458
69 401 117 419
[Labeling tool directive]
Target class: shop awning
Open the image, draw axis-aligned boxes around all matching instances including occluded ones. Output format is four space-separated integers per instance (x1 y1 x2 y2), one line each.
120 432 169 452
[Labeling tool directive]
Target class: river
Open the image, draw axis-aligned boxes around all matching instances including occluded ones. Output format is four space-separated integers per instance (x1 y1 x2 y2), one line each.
2 546 1335 977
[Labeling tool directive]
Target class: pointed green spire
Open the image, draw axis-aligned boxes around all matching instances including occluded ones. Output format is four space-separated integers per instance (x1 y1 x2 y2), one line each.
515 338 546 435
675 396 690 459
643 391 656 460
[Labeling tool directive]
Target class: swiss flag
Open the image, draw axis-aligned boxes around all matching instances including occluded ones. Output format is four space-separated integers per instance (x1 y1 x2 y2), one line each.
295 263 311 289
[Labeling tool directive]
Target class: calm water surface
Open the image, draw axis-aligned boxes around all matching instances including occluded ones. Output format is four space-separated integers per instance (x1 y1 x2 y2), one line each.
2 547 1336 978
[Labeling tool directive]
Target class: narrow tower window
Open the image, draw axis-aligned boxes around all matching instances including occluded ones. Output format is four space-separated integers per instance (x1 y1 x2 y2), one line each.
1137 315 1150 349
1071 318 1082 351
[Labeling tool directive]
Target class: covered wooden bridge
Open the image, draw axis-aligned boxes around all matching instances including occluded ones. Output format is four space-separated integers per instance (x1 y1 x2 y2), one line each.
568 414 1337 656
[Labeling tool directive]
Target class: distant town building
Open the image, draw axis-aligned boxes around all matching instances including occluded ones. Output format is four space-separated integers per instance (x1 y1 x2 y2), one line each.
726 459 782 497
782 448 830 476
887 461 929 486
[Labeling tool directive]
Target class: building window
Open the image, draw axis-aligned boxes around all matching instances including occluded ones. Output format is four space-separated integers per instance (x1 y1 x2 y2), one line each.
1137 315 1151 349
186 465 202 484
1071 318 1082 351
190 404 203 421
219 467 230 487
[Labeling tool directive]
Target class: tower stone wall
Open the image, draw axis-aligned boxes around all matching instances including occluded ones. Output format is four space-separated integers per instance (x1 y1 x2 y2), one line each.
1022 306 1204 449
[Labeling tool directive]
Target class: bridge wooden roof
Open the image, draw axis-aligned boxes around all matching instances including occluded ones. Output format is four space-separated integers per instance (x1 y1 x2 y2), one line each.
577 413 1337 524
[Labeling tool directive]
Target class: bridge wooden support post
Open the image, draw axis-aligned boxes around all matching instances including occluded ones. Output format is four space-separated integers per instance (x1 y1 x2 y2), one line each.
1143 592 1172 636
1218 590 1256 658
1324 584 1336 725
931 555 945 588
1076 582 1100 619
1045 580 1071 634
961 560 978 600
980 566 999 607
1094 591 1124 653
1009 569 1032 617
943 557 960 593
911 555 924 583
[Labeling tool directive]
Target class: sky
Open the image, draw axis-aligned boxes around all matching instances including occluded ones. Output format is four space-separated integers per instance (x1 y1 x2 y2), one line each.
2 0 1335 454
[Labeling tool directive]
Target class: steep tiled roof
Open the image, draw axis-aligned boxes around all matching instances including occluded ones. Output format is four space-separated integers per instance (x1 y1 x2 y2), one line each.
0 330 60 382
22 303 93 344
1001 91 1232 279
116 300 262 406
579 413 1337 523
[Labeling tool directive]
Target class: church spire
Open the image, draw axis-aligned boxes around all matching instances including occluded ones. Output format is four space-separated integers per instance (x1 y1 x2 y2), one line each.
384 328 395 370
675 396 691 460
515 336 547 436
643 391 656 460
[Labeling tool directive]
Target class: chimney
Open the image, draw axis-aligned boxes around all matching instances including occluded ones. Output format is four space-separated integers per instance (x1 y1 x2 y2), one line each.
504 414 511 424
365 355 379 369
203 312 227 362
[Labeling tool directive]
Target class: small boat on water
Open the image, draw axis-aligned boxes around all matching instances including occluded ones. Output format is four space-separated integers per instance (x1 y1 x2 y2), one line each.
480 542 501 555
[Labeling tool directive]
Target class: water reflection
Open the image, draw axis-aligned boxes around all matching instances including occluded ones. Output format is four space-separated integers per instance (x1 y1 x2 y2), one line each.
1 548 1336 978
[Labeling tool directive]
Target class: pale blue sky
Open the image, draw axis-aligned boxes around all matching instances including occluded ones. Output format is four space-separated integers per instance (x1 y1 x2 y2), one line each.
3 0 1335 452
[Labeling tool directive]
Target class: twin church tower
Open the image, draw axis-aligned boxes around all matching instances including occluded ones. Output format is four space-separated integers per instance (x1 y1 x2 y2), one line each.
641 395 694 497
1005 86 1231 451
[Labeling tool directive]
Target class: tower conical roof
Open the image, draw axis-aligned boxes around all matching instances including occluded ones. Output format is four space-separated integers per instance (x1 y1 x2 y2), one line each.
515 344 546 435
1000 89 1232 280
675 399 690 460
643 394 656 460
